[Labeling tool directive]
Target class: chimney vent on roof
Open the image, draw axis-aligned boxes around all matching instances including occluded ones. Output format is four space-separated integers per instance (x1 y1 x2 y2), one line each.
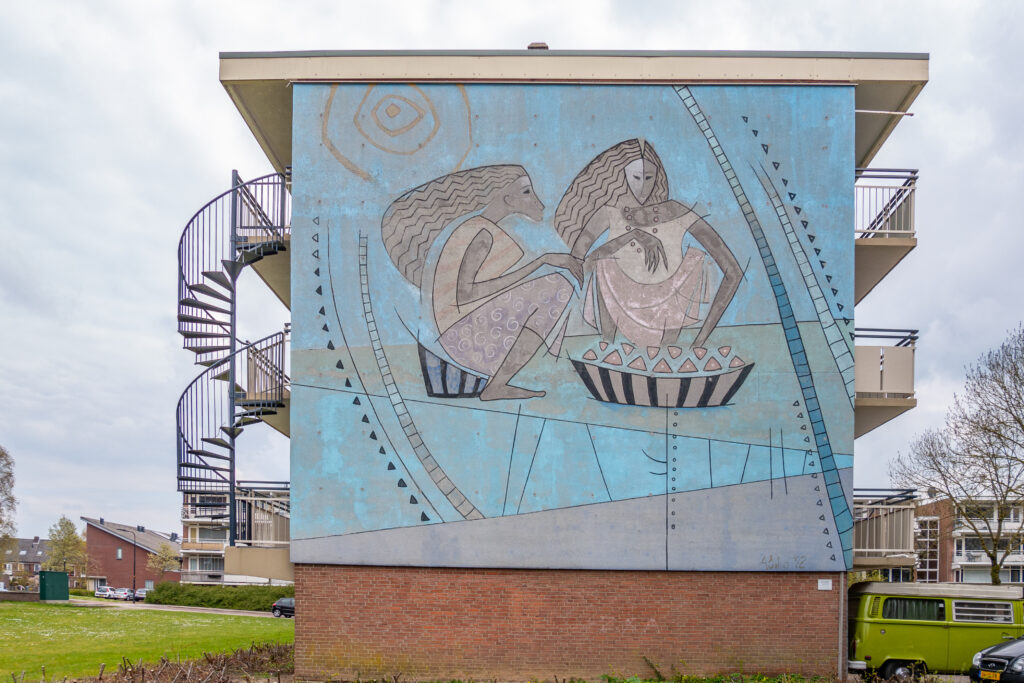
137 525 145 532
32 536 39 544
170 533 178 542
527 42 549 50
99 518 104 525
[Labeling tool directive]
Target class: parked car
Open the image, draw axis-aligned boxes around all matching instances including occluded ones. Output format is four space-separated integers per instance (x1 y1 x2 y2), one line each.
271 597 294 618
94 586 116 599
112 588 134 601
849 582 1024 679
133 588 148 602
970 636 1024 683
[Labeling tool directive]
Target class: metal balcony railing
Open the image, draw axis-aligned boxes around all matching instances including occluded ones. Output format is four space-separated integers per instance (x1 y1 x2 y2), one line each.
854 328 917 399
853 488 919 560
235 481 290 548
180 571 225 584
181 482 289 547
855 169 917 239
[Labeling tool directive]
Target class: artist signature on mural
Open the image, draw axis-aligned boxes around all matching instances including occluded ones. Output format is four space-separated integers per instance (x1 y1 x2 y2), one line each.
760 554 807 570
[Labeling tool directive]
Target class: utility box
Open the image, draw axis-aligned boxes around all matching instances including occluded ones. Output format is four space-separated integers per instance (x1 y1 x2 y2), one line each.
38 571 69 601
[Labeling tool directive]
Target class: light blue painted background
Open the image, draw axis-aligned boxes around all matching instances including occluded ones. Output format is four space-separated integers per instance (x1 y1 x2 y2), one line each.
289 83 855 570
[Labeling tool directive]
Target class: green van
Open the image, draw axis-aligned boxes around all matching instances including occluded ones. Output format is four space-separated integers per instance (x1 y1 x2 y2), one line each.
849 582 1024 679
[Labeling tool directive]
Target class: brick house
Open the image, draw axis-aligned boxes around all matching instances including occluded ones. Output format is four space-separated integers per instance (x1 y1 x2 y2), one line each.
80 517 181 591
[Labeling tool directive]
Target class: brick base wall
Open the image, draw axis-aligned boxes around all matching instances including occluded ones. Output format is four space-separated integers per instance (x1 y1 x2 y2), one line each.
295 565 845 681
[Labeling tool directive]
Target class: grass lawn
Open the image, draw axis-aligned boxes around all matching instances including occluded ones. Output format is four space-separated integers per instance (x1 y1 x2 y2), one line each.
0 602 294 678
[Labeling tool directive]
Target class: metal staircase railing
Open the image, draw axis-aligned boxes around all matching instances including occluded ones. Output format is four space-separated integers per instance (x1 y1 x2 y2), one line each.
175 329 289 493
176 171 292 552
177 171 290 367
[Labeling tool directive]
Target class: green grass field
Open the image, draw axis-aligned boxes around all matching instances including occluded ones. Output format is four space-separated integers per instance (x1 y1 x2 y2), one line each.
0 602 294 678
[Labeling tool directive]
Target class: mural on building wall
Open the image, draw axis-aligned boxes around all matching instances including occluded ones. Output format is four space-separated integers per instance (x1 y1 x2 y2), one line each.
290 82 856 571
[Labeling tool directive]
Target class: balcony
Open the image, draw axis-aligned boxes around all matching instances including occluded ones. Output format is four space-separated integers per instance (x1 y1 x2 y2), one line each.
180 571 225 584
180 505 229 523
180 541 225 553
853 488 919 570
855 328 917 437
855 169 917 303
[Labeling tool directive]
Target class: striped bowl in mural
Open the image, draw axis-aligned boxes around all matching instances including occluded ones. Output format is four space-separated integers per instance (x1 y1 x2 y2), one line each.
570 342 754 408
418 343 488 398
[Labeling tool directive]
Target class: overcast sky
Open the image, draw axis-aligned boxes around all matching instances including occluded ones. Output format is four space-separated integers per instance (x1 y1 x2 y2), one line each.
1 1 1021 537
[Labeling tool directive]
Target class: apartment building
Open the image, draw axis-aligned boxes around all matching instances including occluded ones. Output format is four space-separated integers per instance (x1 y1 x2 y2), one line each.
177 49 926 677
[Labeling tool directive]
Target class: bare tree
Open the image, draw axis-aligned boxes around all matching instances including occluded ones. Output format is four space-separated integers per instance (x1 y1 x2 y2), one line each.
0 444 15 550
891 325 1024 584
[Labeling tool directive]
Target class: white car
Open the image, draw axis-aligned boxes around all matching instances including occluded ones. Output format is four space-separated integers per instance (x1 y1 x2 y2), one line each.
94 586 116 599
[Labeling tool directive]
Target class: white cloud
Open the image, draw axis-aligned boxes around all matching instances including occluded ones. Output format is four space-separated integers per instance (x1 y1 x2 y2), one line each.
0 0 1021 533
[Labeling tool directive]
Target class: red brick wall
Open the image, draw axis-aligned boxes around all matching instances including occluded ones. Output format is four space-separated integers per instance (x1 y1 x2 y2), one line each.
85 526 179 588
295 565 845 680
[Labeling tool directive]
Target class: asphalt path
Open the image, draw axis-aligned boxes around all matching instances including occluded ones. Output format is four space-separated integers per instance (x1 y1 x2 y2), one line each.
69 598 279 618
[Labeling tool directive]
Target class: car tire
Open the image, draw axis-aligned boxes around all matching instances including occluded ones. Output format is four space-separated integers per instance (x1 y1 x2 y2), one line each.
880 661 922 682
272 607 282 617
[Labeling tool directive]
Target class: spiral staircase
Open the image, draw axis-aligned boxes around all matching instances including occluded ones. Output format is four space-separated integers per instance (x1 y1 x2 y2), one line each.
176 171 291 556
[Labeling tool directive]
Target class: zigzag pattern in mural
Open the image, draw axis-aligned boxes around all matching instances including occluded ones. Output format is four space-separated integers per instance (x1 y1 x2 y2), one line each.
381 166 523 285
673 85 853 566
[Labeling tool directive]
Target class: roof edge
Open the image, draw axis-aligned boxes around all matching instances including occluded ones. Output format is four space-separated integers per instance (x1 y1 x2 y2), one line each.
221 49 929 60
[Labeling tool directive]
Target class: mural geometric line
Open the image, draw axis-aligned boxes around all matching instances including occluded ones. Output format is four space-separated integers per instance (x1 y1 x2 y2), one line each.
752 165 855 406
357 235 484 521
675 85 852 567
315 223 442 523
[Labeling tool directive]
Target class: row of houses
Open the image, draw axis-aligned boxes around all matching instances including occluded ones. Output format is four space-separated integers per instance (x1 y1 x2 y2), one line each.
6 490 1007 593
1 518 183 591
2 509 292 592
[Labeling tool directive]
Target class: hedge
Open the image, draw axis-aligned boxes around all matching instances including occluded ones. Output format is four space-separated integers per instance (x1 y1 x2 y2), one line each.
145 582 294 611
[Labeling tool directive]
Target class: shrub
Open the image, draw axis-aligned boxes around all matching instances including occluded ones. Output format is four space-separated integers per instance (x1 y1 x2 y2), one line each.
69 588 92 597
146 582 294 611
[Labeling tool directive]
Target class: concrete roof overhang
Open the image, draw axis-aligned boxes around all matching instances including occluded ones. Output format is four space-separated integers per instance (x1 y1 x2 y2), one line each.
219 49 929 175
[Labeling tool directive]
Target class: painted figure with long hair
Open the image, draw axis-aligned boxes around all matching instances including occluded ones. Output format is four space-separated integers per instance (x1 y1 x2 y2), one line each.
555 139 742 349
382 165 582 401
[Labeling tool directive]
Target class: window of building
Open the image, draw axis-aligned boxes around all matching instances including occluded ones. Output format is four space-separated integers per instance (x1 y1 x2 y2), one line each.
145 580 154 589
33 564 40 571
195 556 224 572
953 601 1013 623
882 598 945 621
880 567 913 582
916 517 939 582
116 548 122 560
197 527 227 542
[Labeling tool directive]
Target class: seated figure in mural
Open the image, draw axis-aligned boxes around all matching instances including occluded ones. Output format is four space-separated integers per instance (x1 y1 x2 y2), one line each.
554 139 742 350
381 165 583 401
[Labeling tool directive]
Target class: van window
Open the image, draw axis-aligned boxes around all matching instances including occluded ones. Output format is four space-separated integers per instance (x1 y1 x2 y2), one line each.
882 597 945 621
953 601 1013 623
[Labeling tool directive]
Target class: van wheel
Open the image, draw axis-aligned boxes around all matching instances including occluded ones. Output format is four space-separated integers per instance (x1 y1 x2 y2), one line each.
880 661 923 682
272 607 282 617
